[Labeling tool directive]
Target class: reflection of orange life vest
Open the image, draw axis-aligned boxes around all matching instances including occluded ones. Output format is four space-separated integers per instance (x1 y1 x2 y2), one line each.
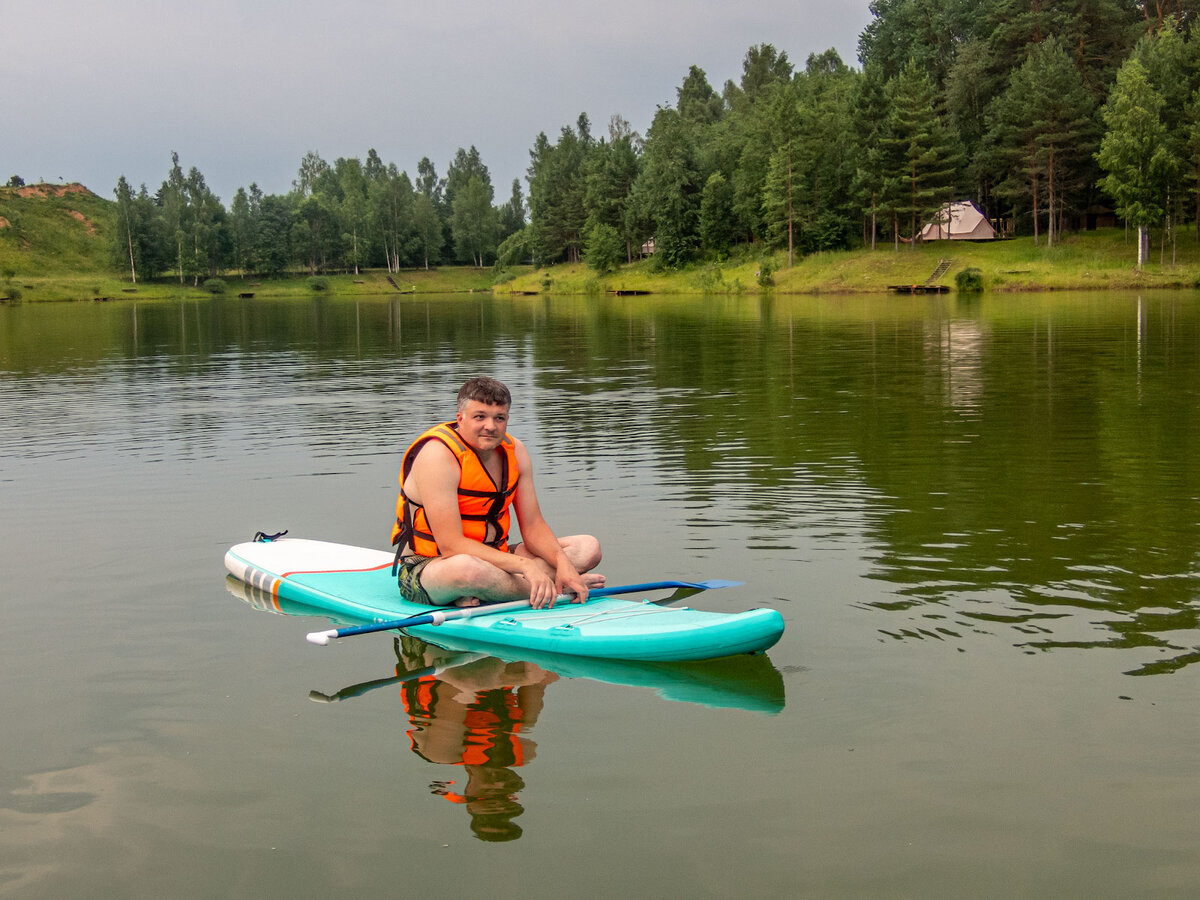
403 677 527 767
391 422 519 556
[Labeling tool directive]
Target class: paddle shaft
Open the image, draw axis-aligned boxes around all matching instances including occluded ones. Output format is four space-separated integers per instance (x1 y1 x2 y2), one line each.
305 578 740 645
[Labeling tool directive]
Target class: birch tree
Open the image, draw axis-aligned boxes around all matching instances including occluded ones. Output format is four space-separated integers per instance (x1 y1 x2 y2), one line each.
1096 57 1173 268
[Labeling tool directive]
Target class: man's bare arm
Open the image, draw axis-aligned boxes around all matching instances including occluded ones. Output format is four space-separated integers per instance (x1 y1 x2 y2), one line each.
510 439 590 603
409 440 557 602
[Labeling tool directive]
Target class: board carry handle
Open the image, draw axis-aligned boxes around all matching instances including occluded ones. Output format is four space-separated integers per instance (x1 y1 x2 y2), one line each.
304 579 743 646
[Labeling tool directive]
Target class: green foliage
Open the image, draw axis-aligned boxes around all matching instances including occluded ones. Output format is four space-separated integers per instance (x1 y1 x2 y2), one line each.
955 266 984 292
1 267 21 300
985 37 1097 247
498 179 526 242
6 176 24 188
699 172 734 254
881 61 960 244
630 107 701 266
306 275 330 292
203 277 226 294
412 191 445 270
800 209 852 253
495 226 533 270
585 223 624 274
528 124 590 264
1096 57 1174 265
757 256 775 287
451 173 498 266
691 264 725 292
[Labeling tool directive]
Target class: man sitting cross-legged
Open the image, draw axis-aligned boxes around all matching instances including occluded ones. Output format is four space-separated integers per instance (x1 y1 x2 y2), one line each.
391 376 603 609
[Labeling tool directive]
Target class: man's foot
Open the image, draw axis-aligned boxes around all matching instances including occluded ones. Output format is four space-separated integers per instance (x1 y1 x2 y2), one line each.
452 596 482 608
582 573 606 589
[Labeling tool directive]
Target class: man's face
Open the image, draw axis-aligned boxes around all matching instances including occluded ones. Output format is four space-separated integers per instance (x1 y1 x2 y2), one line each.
456 400 510 452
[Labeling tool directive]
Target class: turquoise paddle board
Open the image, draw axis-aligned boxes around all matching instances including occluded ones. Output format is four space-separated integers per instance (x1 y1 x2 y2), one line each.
227 578 786 714
224 538 785 662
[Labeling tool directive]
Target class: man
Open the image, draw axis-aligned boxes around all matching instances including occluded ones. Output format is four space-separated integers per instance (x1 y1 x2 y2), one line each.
391 376 603 609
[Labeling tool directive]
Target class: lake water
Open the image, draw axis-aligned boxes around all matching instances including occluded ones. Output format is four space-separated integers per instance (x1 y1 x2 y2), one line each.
1 290 1197 898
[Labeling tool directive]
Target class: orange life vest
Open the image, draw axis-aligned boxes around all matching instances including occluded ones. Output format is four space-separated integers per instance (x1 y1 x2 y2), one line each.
391 422 520 557
403 677 527 768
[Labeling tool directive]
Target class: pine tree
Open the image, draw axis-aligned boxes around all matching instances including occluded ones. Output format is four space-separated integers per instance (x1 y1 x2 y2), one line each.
881 61 960 247
761 83 804 266
987 37 1097 247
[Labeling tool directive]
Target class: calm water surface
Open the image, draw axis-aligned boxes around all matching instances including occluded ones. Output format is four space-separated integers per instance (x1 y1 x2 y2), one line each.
1 291 1197 898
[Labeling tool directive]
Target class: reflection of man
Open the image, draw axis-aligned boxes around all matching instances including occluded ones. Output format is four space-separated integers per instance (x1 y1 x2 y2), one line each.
391 376 603 609
398 637 557 842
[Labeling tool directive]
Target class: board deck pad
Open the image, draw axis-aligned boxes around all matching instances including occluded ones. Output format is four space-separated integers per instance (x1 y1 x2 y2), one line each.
225 538 784 662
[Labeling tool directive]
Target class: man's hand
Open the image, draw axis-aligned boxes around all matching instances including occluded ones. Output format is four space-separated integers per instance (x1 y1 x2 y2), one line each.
524 561 560 609
555 557 590 605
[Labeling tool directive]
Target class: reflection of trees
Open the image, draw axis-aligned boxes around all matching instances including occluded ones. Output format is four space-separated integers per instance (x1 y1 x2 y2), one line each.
10 293 1198 674
516 294 1200 674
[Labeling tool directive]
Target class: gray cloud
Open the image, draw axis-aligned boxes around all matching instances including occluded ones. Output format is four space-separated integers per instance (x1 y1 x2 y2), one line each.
3 0 873 201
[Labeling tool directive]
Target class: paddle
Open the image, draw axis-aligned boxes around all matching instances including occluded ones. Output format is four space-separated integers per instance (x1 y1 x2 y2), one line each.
304 578 742 646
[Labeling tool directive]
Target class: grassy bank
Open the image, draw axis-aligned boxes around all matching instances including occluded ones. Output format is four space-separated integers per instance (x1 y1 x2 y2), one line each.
0 183 114 283
495 228 1200 296
2 266 509 303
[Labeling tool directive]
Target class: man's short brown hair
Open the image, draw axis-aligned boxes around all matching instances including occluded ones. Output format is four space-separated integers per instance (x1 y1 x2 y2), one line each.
457 376 512 411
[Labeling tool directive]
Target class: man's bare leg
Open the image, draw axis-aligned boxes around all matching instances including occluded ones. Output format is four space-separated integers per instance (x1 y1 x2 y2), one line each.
420 535 603 607
512 534 604 592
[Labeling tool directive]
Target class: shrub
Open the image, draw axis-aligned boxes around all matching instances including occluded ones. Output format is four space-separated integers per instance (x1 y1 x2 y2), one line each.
585 223 624 275
307 275 330 292
203 277 227 295
692 265 725 292
956 267 984 292
757 257 776 288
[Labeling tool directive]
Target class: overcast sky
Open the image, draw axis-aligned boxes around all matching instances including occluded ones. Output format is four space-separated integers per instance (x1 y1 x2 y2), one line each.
3 0 875 204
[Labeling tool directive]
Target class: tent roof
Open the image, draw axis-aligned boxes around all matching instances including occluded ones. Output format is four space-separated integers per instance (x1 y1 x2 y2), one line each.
921 201 994 239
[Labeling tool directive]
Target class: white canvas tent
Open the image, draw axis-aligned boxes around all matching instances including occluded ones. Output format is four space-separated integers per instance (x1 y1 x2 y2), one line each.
920 201 995 241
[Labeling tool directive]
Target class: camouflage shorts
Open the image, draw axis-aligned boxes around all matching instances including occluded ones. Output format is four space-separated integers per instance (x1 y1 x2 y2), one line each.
396 554 437 606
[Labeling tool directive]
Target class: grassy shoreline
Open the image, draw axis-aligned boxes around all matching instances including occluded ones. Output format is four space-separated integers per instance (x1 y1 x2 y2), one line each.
495 228 1200 297
1 266 507 303
6 223 1200 304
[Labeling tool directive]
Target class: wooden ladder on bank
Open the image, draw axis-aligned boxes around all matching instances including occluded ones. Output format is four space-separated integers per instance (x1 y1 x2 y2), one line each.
925 258 952 284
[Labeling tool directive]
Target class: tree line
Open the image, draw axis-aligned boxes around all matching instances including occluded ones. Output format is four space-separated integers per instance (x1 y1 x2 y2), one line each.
112 147 524 284
113 2 1200 280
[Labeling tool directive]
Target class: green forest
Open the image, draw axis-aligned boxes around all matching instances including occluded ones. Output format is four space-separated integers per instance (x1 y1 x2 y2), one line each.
99 1 1200 283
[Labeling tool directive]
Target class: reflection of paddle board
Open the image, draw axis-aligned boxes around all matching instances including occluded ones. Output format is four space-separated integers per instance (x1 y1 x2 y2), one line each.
224 538 785 662
227 577 787 714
